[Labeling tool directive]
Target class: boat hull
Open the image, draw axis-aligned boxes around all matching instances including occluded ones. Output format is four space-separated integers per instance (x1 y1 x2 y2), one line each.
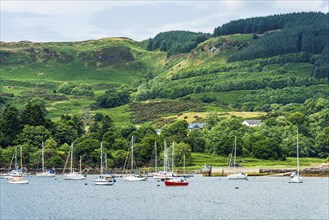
64 176 86 180
153 175 175 180
94 176 115 185
164 180 189 186
8 177 29 184
290 175 303 183
36 172 56 177
63 173 86 180
123 175 147 181
227 173 248 180
94 180 114 185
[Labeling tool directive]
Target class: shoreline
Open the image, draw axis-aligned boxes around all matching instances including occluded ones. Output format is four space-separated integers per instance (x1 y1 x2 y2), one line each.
201 163 329 177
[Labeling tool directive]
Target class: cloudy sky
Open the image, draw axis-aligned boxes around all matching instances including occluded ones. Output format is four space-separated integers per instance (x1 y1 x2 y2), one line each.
1 0 328 42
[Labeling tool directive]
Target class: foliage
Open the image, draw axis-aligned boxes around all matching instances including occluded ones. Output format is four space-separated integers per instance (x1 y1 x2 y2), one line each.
160 120 189 143
128 100 204 124
147 31 211 56
57 82 94 96
96 90 130 108
0 105 22 146
220 12 328 72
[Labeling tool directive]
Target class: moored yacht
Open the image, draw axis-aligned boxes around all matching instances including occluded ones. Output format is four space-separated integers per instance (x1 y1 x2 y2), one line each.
289 127 303 183
7 146 29 184
94 142 114 185
123 136 148 181
227 136 248 180
36 141 56 177
63 143 86 180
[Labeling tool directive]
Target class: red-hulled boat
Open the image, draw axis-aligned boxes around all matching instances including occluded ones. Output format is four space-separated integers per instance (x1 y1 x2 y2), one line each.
164 177 189 186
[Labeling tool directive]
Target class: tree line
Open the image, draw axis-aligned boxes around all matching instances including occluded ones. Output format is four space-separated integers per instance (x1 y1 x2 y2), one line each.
146 31 211 57
0 99 328 170
213 12 329 79
145 12 328 80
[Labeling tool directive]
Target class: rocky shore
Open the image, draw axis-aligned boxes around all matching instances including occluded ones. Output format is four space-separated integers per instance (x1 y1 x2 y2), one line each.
259 163 329 177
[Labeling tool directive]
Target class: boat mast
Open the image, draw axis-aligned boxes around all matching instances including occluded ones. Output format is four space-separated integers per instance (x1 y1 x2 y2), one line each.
234 136 237 171
70 143 73 173
100 141 103 175
20 145 23 175
297 126 299 175
183 154 186 175
41 141 45 173
163 140 167 173
14 147 18 170
79 156 82 174
131 136 134 173
105 153 108 173
172 142 175 173
155 142 157 172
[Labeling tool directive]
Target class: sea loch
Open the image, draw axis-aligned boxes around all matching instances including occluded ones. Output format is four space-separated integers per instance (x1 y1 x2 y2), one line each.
1 175 328 220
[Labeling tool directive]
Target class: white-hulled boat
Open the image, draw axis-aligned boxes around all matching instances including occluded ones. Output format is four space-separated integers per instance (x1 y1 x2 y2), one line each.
7 145 29 184
94 142 114 185
290 127 303 183
36 141 56 177
227 136 248 180
63 171 85 180
36 170 56 177
63 143 86 180
227 172 248 180
153 140 176 180
94 175 115 185
123 174 147 181
8 176 29 184
153 171 176 180
123 136 147 181
1 147 27 179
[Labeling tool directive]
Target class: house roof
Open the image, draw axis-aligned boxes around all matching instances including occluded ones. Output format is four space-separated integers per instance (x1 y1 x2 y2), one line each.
188 123 205 129
243 120 262 124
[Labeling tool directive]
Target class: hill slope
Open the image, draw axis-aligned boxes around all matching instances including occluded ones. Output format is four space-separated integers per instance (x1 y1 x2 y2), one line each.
0 12 328 126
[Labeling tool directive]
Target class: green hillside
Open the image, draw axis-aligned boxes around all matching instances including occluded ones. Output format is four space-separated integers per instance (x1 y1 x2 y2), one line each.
0 38 170 123
0 12 328 170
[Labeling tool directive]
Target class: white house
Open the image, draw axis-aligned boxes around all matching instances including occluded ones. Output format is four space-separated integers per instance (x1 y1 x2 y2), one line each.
242 120 262 127
187 123 205 131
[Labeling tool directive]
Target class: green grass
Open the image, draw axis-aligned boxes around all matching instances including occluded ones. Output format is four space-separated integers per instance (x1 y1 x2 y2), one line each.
189 153 326 170
96 105 132 127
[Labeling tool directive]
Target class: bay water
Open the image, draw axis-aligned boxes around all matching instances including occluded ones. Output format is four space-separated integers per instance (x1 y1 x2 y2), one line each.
1 175 328 220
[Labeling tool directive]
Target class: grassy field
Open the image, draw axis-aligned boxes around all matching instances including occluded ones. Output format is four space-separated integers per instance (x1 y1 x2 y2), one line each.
183 153 327 171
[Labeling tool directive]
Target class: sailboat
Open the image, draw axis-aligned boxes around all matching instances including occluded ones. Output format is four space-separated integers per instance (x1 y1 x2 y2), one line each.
8 145 29 184
147 142 159 177
36 141 56 177
123 136 147 181
153 140 176 180
227 136 248 180
290 127 303 183
0 147 22 179
63 143 86 180
164 150 189 187
94 142 114 185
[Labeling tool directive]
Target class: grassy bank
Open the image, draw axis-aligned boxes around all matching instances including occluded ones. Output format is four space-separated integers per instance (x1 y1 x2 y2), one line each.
187 153 326 170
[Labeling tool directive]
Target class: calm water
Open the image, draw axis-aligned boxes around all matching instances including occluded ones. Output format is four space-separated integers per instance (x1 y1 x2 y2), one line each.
0 175 328 220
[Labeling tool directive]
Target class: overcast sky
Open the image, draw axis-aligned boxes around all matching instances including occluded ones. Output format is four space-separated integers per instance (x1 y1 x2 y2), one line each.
1 0 328 42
